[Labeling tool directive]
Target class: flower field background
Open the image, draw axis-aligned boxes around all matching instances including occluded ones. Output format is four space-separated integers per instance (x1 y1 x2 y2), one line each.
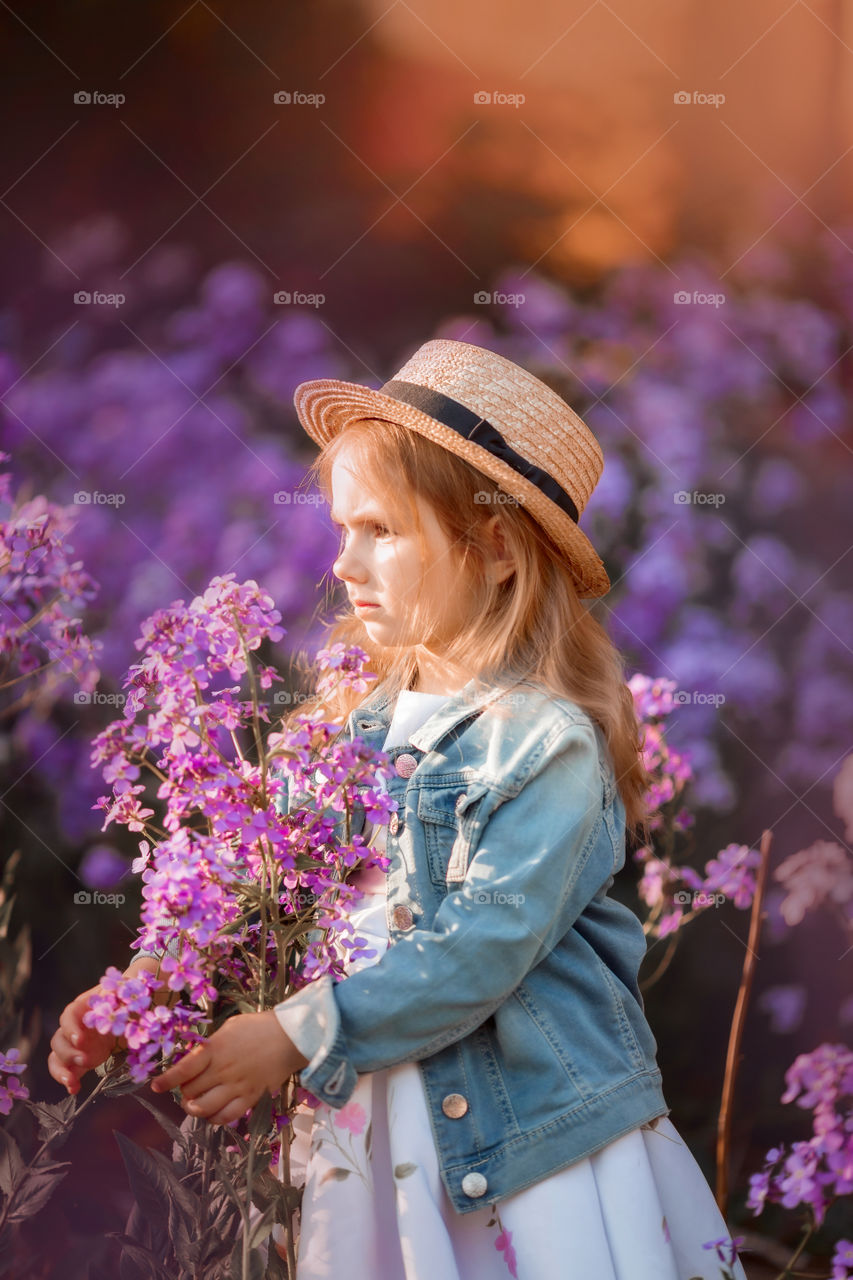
1 217 852 1274
1 0 853 1271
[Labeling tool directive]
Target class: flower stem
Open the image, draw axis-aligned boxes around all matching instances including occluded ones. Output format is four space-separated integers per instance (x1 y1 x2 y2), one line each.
715 826 773 1216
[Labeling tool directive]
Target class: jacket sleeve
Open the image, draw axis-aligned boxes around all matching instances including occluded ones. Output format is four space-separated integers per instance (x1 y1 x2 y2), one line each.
274 719 613 1107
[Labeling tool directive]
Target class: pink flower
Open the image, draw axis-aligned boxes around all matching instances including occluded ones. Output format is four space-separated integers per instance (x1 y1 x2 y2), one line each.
774 841 853 925
333 1101 367 1134
702 842 760 909
495 1228 518 1278
637 856 675 909
658 905 684 936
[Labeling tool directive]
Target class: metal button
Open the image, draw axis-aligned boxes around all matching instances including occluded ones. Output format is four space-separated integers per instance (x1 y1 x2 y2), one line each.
461 1171 487 1198
389 813 400 836
392 904 414 930
395 753 418 778
442 1092 468 1119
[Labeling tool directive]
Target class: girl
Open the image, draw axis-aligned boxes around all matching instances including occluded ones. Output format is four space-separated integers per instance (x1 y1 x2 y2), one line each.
50 339 748 1280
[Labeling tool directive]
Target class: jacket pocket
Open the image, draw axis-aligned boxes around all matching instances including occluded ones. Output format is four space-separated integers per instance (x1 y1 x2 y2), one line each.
415 780 491 887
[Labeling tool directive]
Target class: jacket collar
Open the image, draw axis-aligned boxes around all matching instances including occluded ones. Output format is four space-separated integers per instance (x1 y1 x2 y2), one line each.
346 673 528 755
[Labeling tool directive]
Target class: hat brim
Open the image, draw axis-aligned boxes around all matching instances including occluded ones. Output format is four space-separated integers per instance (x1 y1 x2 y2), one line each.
293 377 611 599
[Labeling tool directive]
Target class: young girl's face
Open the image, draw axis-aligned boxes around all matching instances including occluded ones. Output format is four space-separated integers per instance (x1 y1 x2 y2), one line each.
329 450 468 656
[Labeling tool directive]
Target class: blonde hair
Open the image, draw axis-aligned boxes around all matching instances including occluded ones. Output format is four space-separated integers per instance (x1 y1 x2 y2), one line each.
281 417 657 849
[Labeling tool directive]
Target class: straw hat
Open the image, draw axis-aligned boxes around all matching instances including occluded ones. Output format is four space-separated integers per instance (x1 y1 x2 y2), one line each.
293 338 610 598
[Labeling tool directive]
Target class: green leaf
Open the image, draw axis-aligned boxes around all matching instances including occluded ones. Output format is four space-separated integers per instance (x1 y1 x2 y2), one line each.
319 1166 351 1184
247 1202 277 1249
229 1234 265 1280
0 1129 25 1196
364 1120 372 1160
7 1160 71 1222
146 1147 200 1223
215 1158 249 1226
248 1089 272 1141
252 1168 302 1220
394 1162 417 1179
113 1131 173 1230
101 1071 144 1098
24 1095 77 1148
105 1232 169 1280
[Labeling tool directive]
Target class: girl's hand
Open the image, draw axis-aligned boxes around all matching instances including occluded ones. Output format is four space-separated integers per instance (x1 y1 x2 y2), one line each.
48 959 169 1095
149 1012 309 1127
48 984 122 1095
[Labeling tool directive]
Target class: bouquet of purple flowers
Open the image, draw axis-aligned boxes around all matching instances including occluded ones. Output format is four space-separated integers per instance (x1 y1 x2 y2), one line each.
84 575 396 1274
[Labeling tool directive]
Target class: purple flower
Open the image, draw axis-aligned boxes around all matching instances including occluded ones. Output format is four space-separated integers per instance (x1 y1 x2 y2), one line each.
749 1043 853 1227
757 984 807 1035
0 1048 29 1115
832 1238 853 1280
702 1234 745 1267
0 458 102 706
701 843 760 909
773 841 853 926
78 843 130 889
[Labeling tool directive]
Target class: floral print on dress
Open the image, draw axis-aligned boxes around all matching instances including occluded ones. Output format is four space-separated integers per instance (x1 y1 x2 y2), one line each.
488 1205 519 1278
308 1098 373 1188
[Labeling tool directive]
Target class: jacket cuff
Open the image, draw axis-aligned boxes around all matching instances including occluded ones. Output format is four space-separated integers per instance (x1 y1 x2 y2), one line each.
273 974 357 1108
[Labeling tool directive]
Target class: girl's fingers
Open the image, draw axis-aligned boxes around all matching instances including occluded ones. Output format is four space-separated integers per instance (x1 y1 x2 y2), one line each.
47 1049 80 1091
152 1044 211 1094
209 1101 249 1127
177 1067 219 1103
212 1098 253 1127
59 1005 93 1044
50 1028 82 1068
182 1084 235 1121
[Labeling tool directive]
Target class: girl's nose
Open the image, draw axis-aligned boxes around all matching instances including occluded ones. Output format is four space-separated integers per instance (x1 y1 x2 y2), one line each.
332 547 367 584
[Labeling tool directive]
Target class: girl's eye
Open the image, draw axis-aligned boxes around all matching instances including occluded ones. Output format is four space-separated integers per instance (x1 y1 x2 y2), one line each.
333 522 394 540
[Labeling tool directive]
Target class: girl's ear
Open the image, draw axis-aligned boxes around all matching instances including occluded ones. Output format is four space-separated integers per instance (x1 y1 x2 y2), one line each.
483 514 515 586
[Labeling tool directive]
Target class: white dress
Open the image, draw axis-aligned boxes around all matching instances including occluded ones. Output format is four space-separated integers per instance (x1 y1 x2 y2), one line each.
272 691 748 1280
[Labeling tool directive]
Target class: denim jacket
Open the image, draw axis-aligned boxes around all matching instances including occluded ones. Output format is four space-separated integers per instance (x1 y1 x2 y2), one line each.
273 675 670 1214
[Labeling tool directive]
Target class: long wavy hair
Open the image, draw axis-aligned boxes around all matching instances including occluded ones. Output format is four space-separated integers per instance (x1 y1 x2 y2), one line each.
280 417 656 850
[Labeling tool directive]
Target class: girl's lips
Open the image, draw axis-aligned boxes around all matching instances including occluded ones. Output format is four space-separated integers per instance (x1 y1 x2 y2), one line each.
353 601 379 609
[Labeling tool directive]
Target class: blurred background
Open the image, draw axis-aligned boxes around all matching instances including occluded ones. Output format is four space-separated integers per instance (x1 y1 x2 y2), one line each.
1 1 852 1274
